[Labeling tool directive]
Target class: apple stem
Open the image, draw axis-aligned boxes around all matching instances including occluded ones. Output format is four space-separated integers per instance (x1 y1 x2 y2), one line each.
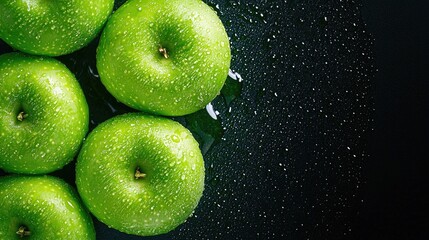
135 168 146 179
16 226 30 238
158 45 169 58
17 111 28 121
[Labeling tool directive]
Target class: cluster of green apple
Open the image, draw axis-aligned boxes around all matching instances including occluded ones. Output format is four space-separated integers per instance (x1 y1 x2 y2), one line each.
0 0 230 238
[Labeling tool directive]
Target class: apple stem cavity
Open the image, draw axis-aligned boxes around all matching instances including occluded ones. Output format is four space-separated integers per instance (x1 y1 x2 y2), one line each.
134 168 146 179
17 111 28 121
16 226 31 238
158 45 169 58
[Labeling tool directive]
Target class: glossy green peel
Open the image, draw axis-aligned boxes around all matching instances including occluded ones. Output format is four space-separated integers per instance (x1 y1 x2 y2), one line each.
0 53 89 174
0 175 96 239
0 0 114 56
76 113 205 236
97 0 231 116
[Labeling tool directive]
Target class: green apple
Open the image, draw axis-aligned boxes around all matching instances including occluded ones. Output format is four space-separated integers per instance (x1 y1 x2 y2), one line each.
97 0 231 116
0 175 95 239
0 0 114 56
76 113 205 236
0 52 89 174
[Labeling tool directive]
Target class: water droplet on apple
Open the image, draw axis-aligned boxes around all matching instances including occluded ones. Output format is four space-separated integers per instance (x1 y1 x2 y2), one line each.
171 134 180 143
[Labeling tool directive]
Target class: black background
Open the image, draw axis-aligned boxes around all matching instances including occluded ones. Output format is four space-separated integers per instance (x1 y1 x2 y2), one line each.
359 0 429 239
